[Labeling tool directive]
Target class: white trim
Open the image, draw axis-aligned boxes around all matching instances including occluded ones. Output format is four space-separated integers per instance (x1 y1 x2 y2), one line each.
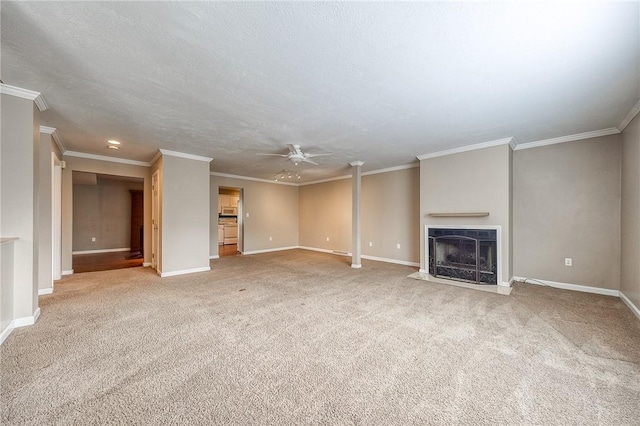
619 291 640 320
299 174 352 186
351 263 362 268
209 255 220 259
242 246 299 255
361 254 420 267
362 163 418 177
64 151 150 167
0 83 48 111
618 99 640 132
149 151 162 166
159 149 213 163
62 269 74 275
514 128 620 151
298 246 333 254
349 161 365 167
40 126 67 154
212 163 419 188
72 247 130 255
0 321 15 345
513 276 619 297
14 308 41 328
426 225 503 287
38 287 53 295
143 262 151 267
417 137 514 160
210 171 298 186
160 266 211 277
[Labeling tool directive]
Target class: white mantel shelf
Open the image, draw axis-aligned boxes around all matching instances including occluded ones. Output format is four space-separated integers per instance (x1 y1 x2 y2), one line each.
428 212 490 217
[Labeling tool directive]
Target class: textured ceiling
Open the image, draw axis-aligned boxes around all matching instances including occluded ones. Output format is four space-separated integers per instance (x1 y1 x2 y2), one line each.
2 1 639 182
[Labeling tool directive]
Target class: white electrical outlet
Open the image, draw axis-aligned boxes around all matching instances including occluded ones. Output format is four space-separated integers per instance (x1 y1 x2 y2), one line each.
396 243 401 249
565 258 572 266
91 237 96 242
326 237 330 242
269 236 272 241
369 242 373 247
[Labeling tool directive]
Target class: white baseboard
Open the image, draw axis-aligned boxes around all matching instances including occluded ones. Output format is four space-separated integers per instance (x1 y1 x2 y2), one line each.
160 266 211 277
361 254 419 267
298 246 333 254
513 276 619 297
0 321 15 345
209 255 220 259
14 308 41 328
143 262 151 267
242 246 298 255
619 291 640 320
62 269 74 275
38 287 53 295
351 263 362 268
72 247 131 255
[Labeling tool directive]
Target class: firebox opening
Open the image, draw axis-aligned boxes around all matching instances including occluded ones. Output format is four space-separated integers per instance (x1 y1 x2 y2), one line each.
428 228 498 285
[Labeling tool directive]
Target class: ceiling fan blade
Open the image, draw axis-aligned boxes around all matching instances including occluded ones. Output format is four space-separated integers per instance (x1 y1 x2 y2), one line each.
301 158 319 165
287 144 303 155
256 153 288 157
304 153 331 158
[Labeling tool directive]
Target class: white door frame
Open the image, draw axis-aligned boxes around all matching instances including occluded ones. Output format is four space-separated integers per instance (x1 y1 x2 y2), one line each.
151 170 159 272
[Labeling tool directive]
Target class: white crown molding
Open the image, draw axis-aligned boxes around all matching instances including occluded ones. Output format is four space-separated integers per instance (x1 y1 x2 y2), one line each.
362 163 418 176
299 174 352 186
210 171 299 186
617 99 640 132
349 161 365 167
514 128 620 151
64 151 150 167
159 149 213 163
40 126 66 154
0 83 48 111
417 137 514 160
149 151 162 166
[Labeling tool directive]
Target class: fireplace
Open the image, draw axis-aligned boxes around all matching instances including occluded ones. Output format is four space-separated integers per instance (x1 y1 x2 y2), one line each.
428 227 498 285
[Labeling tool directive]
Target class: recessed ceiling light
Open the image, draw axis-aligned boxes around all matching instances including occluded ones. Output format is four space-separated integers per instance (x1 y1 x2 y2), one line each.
107 140 121 145
108 145 119 150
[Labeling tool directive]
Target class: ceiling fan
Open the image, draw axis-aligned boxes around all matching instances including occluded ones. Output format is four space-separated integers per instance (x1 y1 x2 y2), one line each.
257 144 330 166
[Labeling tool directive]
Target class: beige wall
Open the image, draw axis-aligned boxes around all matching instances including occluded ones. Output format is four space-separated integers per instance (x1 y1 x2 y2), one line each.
299 178 351 253
513 135 622 290
0 94 39 321
61 157 152 272
73 177 143 251
210 175 299 256
420 144 512 284
621 114 640 308
160 155 210 274
362 168 420 263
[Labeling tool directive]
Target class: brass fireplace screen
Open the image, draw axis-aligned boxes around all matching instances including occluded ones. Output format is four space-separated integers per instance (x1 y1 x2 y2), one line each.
428 228 497 285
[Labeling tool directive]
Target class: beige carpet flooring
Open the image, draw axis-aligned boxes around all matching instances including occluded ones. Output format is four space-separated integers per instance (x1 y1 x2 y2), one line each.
1 249 639 425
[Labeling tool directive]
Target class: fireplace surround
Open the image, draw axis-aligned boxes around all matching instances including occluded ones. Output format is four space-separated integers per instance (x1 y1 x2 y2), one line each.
426 226 501 285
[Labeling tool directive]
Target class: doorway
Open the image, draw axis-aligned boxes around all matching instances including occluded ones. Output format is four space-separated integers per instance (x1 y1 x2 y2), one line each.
218 187 242 257
71 172 144 273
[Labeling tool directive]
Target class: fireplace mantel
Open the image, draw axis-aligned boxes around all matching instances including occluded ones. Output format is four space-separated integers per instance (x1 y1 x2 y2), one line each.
428 212 490 217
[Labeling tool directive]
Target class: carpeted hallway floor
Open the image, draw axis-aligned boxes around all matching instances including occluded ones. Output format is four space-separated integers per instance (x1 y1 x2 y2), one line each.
1 249 639 425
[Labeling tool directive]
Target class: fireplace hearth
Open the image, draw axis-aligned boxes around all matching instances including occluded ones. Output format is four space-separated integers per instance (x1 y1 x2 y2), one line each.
428 228 497 285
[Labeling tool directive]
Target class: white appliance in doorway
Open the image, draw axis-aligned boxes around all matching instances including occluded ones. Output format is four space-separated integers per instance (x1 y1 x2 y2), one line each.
219 217 238 245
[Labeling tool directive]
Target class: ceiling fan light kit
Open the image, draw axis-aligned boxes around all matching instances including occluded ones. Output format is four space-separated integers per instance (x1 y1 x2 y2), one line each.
273 169 301 181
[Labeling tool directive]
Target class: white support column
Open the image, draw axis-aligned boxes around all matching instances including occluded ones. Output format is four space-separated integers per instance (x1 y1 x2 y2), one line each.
350 161 364 268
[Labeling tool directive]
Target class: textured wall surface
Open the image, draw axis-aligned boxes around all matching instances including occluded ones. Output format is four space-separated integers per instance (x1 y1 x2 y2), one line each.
513 135 622 289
